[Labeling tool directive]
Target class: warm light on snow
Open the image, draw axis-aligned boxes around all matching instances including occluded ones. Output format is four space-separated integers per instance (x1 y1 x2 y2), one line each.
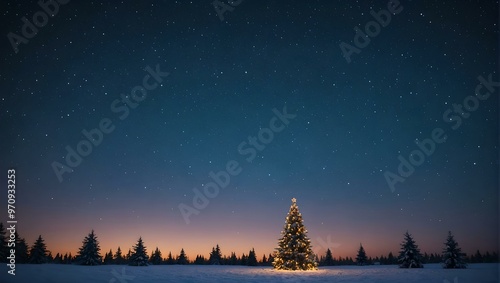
2 264 499 283
273 198 318 271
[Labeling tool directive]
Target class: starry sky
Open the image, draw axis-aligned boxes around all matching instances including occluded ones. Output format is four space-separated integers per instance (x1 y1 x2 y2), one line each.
0 1 498 260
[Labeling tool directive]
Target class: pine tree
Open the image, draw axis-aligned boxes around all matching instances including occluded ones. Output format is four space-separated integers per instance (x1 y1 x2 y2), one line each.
53 253 62 264
63 253 68 264
64 252 73 264
387 252 396 265
222 255 229 265
149 247 163 265
379 255 387 265
240 253 247 265
261 254 267 265
47 252 54 263
0 223 8 263
429 253 436 263
442 231 467 269
104 249 114 264
76 230 102 265
177 248 188 264
14 232 29 263
422 252 429 263
114 247 125 265
209 245 222 265
273 198 318 270
129 237 148 266
194 255 206 265
166 252 175 265
398 231 423 268
491 252 499 263
323 248 334 266
268 253 275 266
472 250 483 263
229 252 238 265
247 248 258 266
29 235 49 264
484 251 493 263
356 244 368 266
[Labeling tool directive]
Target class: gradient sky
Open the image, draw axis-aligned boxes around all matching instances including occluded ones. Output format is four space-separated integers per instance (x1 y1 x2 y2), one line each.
0 0 498 261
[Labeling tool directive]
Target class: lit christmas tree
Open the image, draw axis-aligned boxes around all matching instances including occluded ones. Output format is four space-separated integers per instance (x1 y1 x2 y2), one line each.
273 198 318 270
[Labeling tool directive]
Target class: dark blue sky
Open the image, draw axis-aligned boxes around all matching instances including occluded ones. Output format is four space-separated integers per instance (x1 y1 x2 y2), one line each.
0 1 498 259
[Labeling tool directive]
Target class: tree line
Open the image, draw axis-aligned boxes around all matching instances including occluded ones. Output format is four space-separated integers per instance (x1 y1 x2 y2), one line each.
0 223 498 267
319 231 499 268
0 224 273 266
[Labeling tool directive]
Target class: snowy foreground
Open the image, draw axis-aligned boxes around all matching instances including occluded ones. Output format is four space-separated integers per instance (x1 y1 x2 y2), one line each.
1 263 498 283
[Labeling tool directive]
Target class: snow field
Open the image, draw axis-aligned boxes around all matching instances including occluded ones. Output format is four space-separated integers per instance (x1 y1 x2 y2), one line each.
1 263 498 283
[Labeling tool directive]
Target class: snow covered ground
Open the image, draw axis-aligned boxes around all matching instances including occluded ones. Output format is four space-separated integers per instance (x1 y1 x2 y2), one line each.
1 263 498 283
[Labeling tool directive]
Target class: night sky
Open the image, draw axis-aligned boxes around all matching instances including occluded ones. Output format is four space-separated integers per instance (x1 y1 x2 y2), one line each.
0 1 498 261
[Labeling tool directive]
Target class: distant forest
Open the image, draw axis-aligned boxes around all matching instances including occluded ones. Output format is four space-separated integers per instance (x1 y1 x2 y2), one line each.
1 223 498 266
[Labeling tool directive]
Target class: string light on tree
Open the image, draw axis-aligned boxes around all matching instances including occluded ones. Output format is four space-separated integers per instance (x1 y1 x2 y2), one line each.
272 198 318 271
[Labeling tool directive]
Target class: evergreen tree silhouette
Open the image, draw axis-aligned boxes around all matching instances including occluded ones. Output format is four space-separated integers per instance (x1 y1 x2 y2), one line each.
273 198 318 270
75 230 102 265
474 250 483 263
240 253 247 265
356 244 368 266
261 254 267 265
14 232 29 263
398 231 423 268
29 235 49 264
209 245 222 265
63 253 68 264
149 247 163 265
47 252 54 263
103 249 114 264
229 252 238 265
177 248 188 264
387 252 396 265
247 248 258 266
129 237 148 266
0 223 8 263
114 247 126 265
442 231 467 269
323 248 334 266
64 253 74 264
194 255 206 265
53 253 62 264
166 252 175 265
268 253 275 266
